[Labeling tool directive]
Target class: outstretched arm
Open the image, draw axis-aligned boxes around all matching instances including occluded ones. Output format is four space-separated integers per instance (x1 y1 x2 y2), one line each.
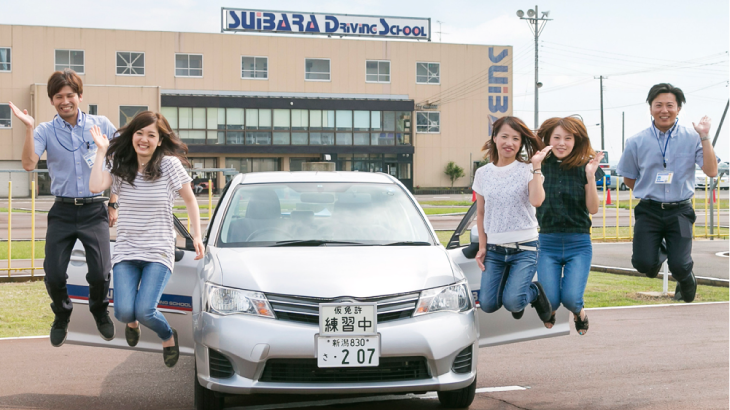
88 126 112 193
9 102 39 171
694 116 718 178
179 183 204 260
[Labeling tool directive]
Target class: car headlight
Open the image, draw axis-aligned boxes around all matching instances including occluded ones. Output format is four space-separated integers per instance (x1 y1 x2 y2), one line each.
205 283 275 318
413 281 472 316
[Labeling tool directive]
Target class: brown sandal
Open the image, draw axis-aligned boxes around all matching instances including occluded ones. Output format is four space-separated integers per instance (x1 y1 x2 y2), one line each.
574 312 589 335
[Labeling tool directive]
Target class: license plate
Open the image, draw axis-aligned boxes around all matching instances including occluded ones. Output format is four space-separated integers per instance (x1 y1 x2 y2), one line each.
317 335 380 367
319 302 377 336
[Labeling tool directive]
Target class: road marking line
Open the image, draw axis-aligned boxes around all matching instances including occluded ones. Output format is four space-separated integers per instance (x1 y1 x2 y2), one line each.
587 301 728 311
0 335 49 341
230 386 526 410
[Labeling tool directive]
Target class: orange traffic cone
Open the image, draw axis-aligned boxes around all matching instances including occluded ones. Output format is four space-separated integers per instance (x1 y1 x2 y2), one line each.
713 189 717 203
606 188 612 205
472 190 477 202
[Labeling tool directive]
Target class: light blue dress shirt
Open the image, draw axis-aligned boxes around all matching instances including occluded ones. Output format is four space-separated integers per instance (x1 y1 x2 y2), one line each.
617 122 704 202
33 109 117 198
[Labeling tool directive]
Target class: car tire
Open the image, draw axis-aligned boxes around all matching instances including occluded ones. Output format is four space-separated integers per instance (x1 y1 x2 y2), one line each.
195 364 225 410
437 377 477 408
620 183 627 191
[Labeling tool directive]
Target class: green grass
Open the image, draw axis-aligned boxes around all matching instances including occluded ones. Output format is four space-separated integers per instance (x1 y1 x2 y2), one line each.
419 201 473 207
590 226 728 242
0 241 45 260
584 271 729 308
436 231 471 247
0 208 36 213
422 208 468 216
0 281 55 338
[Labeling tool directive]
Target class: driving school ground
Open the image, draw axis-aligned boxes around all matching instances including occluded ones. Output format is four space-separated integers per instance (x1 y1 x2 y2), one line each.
0 302 726 410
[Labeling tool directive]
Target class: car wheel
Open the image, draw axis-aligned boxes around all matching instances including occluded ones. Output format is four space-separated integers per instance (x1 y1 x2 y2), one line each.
437 377 476 408
620 183 627 191
195 364 225 410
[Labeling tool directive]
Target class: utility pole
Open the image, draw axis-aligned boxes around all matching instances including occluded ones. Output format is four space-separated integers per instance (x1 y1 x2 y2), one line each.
594 75 607 150
517 6 552 129
622 111 625 152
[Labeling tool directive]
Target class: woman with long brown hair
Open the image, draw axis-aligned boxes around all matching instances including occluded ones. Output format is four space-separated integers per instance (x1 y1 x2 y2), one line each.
89 111 204 367
472 116 553 323
535 116 604 335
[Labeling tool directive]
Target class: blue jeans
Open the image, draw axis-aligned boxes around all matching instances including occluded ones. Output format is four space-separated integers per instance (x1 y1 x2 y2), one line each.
537 233 592 315
479 241 539 314
112 260 173 341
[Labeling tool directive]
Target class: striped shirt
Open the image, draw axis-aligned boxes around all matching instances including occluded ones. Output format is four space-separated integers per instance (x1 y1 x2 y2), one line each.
108 156 192 271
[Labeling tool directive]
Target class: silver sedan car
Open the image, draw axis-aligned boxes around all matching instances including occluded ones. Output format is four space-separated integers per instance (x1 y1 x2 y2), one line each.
66 171 568 409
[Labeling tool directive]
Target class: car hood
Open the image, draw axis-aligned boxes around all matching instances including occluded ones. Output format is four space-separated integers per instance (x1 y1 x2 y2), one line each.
211 246 456 298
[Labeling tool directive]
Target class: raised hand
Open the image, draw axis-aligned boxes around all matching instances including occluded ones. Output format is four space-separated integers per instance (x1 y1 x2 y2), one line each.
8 101 35 128
586 151 604 178
692 116 712 138
531 145 553 167
90 125 109 152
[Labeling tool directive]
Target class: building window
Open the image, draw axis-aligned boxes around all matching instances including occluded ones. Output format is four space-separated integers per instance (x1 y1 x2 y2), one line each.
416 62 440 84
0 48 10 72
116 52 145 76
119 106 148 127
0 104 11 128
242 56 268 79
55 50 84 74
175 54 203 77
416 111 440 133
366 60 390 83
305 59 330 81
88 105 98 115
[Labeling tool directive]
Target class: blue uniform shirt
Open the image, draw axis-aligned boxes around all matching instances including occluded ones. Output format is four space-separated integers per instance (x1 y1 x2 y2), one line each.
617 123 704 202
33 109 117 198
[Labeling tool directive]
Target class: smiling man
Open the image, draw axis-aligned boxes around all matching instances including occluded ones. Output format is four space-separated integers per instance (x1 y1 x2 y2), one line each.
617 83 718 303
9 69 119 346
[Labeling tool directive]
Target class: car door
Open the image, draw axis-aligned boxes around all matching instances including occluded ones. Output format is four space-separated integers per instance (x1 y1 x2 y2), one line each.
444 202 570 347
65 216 199 356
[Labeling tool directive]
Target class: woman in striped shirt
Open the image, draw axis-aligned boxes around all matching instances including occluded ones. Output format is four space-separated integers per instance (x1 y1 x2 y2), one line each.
89 111 204 367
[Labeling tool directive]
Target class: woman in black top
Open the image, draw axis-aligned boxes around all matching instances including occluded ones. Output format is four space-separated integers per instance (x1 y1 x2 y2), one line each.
536 116 604 335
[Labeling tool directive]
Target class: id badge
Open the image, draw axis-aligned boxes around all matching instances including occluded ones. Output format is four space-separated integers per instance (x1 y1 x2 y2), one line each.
655 171 673 184
83 145 98 168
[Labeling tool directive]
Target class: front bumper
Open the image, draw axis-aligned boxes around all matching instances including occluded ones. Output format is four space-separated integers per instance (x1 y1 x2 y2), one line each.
194 309 478 395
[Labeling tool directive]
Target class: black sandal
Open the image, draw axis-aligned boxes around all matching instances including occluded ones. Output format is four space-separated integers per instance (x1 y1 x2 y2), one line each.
574 312 589 335
544 312 556 329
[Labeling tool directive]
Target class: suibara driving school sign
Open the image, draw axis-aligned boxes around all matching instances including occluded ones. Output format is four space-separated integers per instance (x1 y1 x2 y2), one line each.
222 8 431 41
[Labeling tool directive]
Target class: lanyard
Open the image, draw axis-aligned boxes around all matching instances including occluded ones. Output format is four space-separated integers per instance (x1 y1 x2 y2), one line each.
652 119 677 169
52 112 89 152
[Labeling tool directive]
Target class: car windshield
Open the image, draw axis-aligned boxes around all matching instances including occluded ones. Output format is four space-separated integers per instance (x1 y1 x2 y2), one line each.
217 182 434 247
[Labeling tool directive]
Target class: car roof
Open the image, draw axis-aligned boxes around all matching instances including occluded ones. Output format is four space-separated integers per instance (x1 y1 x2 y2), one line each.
238 171 397 184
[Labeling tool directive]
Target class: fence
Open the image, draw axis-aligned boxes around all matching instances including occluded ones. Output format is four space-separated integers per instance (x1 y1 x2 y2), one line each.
0 168 233 278
589 176 728 241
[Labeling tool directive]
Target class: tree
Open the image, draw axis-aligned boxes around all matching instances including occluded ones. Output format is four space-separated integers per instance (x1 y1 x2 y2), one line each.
444 161 465 187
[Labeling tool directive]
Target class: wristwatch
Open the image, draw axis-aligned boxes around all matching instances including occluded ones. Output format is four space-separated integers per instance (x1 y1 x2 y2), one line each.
108 202 119 209
531 169 542 174
700 135 711 142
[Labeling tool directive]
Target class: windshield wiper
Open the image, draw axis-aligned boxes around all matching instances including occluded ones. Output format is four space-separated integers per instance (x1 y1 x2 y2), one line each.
381 241 432 246
272 240 366 247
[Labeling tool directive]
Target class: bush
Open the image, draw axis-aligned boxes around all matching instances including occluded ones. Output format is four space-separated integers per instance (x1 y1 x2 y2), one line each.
444 161 465 187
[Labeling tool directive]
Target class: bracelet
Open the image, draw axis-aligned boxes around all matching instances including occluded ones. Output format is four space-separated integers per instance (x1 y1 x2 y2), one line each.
531 169 542 174
700 136 711 142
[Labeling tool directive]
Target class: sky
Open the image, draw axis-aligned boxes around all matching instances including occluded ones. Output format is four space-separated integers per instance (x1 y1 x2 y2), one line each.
2 0 728 166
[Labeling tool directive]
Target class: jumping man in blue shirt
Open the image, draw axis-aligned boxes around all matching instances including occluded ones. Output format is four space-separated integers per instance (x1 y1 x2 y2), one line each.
9 69 120 346
617 83 718 303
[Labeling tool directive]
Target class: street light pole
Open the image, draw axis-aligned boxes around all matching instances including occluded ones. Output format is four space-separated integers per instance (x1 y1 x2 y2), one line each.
517 6 552 130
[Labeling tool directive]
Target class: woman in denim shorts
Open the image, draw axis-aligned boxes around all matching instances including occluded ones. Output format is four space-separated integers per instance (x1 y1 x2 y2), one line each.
472 116 553 323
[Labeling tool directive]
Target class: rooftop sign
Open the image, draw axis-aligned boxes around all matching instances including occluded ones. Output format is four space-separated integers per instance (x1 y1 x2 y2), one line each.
222 8 430 41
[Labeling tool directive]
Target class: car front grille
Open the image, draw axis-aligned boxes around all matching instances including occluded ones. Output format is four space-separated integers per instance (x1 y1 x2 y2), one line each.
451 346 472 374
266 292 420 325
209 348 235 378
259 357 429 383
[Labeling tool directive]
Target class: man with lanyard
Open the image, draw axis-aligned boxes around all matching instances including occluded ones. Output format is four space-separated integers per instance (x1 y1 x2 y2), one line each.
9 69 119 346
617 83 717 303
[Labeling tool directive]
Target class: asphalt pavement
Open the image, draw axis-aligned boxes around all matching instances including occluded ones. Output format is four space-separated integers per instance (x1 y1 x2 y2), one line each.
0 303 726 410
